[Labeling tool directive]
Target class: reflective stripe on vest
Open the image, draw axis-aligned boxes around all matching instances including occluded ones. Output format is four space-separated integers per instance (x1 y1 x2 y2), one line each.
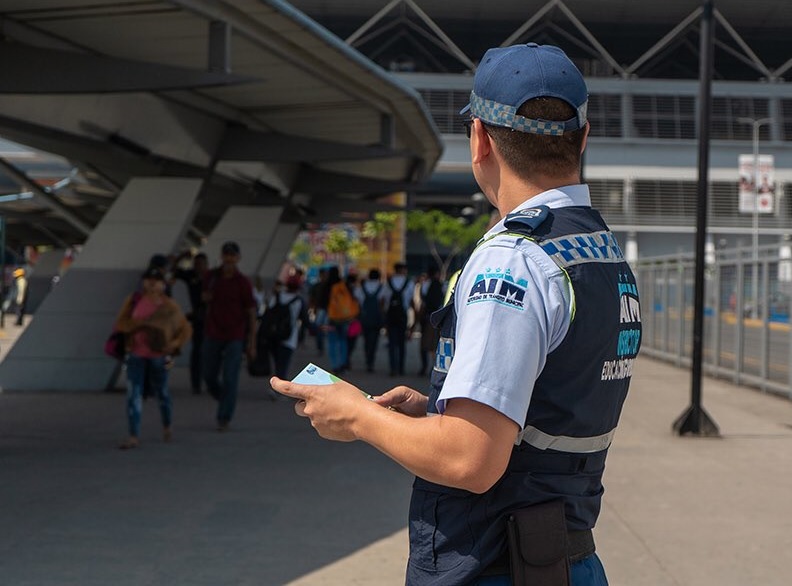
540 230 625 267
515 424 616 453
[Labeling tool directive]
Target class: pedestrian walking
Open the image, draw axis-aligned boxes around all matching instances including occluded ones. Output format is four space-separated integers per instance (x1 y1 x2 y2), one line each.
356 268 385 373
202 241 257 431
383 263 413 376
113 267 192 449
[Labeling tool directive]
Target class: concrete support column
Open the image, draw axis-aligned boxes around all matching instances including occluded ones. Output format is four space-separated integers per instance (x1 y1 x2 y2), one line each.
202 206 284 279
257 223 301 286
0 177 203 391
25 248 68 314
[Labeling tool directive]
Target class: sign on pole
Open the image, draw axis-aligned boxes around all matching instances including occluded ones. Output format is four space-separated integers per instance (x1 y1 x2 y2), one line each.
739 154 775 213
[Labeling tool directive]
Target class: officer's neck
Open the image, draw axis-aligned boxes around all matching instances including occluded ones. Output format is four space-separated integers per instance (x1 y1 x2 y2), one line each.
493 171 581 217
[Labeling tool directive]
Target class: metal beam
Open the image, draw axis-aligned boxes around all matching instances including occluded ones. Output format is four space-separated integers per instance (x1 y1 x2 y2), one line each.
403 0 476 71
713 9 772 79
346 0 403 45
0 43 253 93
626 7 703 75
0 157 93 236
501 0 560 48
554 0 627 77
208 20 232 73
294 167 413 196
217 127 407 163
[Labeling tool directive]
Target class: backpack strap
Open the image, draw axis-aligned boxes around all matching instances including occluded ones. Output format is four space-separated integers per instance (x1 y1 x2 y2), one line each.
389 278 408 295
363 284 382 301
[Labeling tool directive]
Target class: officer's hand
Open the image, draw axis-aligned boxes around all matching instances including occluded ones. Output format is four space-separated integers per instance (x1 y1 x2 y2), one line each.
374 386 428 417
270 377 372 442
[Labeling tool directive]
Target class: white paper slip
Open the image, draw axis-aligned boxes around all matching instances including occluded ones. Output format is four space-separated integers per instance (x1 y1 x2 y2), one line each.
291 363 342 386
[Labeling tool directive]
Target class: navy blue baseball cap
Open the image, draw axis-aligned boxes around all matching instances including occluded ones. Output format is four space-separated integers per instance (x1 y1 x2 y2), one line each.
460 43 588 136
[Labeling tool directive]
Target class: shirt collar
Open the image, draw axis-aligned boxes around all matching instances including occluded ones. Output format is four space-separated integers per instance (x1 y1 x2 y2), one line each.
484 184 591 238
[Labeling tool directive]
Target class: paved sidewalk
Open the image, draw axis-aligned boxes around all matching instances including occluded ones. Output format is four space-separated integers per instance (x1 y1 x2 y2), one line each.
1 324 792 585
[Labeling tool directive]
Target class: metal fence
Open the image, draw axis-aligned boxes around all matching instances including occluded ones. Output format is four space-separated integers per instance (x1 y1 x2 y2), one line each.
635 243 792 399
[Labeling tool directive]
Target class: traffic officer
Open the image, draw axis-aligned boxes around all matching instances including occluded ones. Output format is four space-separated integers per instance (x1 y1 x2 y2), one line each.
271 43 641 586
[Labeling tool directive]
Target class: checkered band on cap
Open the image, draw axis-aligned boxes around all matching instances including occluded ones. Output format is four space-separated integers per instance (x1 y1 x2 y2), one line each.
469 91 581 136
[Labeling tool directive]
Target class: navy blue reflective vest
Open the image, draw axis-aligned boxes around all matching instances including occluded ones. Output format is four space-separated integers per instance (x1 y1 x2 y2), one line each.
406 205 641 585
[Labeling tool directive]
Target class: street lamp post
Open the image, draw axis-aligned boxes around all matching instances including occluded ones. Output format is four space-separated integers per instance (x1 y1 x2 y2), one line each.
737 116 772 319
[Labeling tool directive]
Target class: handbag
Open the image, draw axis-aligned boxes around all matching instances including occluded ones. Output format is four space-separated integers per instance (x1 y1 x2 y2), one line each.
104 330 126 361
104 291 142 361
347 319 362 338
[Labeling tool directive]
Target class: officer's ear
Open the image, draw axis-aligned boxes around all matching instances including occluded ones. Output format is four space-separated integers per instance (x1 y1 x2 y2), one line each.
470 119 492 165
580 122 590 155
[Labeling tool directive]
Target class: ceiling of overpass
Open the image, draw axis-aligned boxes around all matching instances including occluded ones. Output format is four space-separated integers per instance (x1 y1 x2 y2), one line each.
0 0 443 250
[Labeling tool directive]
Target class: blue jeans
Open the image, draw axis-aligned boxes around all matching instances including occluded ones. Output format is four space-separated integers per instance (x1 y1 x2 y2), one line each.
387 323 407 375
327 321 349 371
203 337 244 424
473 553 608 586
315 309 327 353
362 325 381 370
271 343 294 379
125 354 171 437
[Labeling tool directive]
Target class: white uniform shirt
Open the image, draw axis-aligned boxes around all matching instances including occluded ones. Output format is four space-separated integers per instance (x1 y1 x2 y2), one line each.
436 185 591 428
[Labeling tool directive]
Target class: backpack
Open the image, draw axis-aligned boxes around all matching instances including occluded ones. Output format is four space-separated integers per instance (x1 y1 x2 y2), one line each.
327 281 359 322
423 279 444 315
260 293 300 342
386 278 409 327
359 284 383 328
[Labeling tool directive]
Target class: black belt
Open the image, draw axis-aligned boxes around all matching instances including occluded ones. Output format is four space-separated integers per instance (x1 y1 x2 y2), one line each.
480 529 595 577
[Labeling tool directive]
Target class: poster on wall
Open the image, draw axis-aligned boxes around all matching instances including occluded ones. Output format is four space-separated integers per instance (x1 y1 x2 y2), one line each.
738 154 775 214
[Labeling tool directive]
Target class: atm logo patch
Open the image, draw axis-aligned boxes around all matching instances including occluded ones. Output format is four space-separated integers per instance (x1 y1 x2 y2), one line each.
466 268 528 310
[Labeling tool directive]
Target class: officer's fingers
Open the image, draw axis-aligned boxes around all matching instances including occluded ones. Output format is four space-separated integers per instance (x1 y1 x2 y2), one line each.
374 386 425 414
294 400 308 418
270 377 313 401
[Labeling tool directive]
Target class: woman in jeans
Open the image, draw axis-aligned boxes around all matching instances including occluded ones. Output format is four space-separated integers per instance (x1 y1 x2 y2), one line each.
114 267 192 449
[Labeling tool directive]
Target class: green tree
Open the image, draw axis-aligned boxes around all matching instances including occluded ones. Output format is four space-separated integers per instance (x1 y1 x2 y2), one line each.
407 210 490 280
288 238 323 270
323 228 366 271
362 212 400 276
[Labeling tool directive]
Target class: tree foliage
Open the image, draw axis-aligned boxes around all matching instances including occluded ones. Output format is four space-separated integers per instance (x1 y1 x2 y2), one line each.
407 210 490 280
362 212 401 275
323 228 367 269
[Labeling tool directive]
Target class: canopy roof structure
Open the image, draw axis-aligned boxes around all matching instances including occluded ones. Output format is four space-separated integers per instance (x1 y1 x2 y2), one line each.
291 0 791 80
0 0 443 249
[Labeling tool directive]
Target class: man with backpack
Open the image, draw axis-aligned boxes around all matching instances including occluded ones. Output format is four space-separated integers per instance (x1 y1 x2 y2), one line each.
384 263 413 377
261 275 306 379
356 269 385 373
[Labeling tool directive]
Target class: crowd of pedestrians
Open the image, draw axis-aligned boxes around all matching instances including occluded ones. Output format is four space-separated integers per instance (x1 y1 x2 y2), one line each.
108 246 442 448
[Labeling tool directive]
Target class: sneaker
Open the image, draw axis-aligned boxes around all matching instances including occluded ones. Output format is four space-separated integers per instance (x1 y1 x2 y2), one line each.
163 427 173 443
216 421 229 432
118 437 139 450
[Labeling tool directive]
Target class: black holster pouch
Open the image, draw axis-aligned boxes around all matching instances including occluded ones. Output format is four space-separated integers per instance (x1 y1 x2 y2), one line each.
506 499 570 586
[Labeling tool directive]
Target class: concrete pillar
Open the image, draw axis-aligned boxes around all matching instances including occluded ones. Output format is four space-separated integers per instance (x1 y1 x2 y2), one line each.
0 177 203 391
257 223 301 286
25 248 67 314
202 206 283 278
